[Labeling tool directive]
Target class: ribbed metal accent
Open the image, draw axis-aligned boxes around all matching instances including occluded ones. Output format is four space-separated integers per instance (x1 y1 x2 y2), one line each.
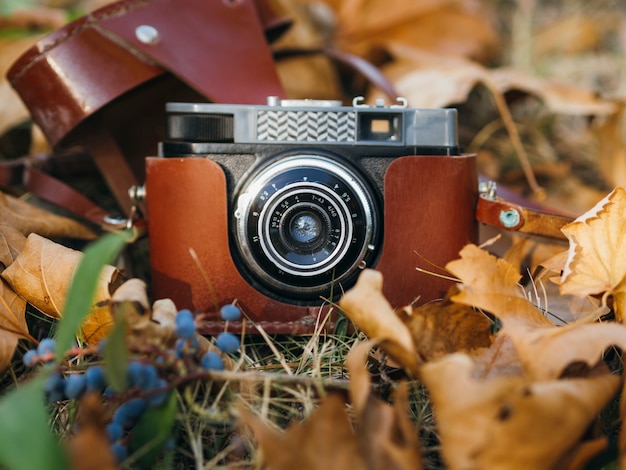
257 110 355 142
167 114 234 142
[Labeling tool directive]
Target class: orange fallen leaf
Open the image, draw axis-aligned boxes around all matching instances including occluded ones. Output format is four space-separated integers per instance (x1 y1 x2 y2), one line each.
346 341 423 470
396 296 493 362
560 187 626 320
446 243 626 380
0 224 26 268
0 278 27 371
325 0 499 62
1 233 117 344
338 269 420 376
421 353 620 470
446 243 553 329
0 192 96 240
240 394 368 470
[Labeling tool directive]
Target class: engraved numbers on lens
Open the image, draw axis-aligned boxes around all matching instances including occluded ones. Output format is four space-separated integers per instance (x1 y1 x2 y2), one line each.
234 155 379 299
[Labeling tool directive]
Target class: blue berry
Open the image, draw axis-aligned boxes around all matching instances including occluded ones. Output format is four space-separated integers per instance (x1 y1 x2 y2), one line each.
85 365 107 391
175 337 200 358
175 309 196 339
147 379 169 407
215 333 239 354
44 373 66 403
220 304 241 322
112 398 147 427
22 349 38 367
106 422 124 442
37 338 56 357
200 351 225 371
110 442 128 463
126 361 143 387
137 364 159 391
64 374 87 399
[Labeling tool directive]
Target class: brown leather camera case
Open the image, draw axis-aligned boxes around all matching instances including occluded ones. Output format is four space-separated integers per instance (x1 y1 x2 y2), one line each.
146 154 478 334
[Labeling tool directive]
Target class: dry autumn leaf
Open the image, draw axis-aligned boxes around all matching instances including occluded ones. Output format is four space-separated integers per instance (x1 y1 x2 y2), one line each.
446 243 553 329
271 0 343 100
338 269 420 376
421 353 620 470
0 224 26 269
0 192 96 240
240 393 368 470
240 341 422 470
368 45 617 115
1 233 117 344
322 0 499 62
396 298 493 362
0 278 28 371
346 341 423 470
560 187 626 320
447 243 626 380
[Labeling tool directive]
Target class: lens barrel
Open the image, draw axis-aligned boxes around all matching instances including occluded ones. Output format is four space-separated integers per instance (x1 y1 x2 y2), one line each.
234 154 379 299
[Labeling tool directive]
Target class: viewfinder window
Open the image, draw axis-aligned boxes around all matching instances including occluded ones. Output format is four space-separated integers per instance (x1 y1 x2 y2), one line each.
358 113 402 142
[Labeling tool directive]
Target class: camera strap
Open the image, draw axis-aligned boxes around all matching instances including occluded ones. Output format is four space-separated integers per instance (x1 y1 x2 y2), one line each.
0 154 128 231
475 181 573 240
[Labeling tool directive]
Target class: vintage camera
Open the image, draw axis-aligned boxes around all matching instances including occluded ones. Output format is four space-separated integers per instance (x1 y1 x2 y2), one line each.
143 97 478 332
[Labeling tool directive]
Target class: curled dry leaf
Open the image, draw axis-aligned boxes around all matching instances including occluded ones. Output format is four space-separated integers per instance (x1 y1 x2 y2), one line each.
338 269 419 376
505 320 626 381
447 243 626 380
1 233 117 343
271 0 343 100
396 298 493 362
421 353 620 470
0 278 27 371
240 393 368 470
110 279 179 348
560 187 626 321
0 224 26 270
346 341 423 470
0 192 96 240
446 244 553 329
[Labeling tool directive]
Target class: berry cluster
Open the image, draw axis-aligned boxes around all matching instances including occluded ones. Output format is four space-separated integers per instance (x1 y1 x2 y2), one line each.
22 303 243 464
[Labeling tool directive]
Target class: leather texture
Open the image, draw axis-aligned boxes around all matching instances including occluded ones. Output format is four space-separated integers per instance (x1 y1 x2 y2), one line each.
475 195 572 240
145 154 478 334
7 0 288 213
7 0 286 147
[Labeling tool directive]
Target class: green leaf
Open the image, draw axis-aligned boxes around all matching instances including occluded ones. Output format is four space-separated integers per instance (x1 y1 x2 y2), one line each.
130 391 177 469
55 230 133 355
0 373 68 470
104 318 129 392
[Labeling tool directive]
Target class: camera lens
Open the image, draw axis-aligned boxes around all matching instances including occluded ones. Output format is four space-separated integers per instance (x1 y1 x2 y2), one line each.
282 206 328 249
290 212 321 244
233 154 380 301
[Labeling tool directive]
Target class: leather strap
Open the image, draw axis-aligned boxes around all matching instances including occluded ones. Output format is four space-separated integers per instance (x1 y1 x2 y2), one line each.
78 121 137 216
475 194 573 240
0 156 122 230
